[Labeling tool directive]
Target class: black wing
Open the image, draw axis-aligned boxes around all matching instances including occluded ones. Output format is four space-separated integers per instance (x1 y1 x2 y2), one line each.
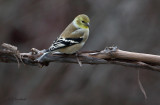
48 37 83 51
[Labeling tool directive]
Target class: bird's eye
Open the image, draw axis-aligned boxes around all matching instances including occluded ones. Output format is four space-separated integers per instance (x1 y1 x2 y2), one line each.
82 21 85 23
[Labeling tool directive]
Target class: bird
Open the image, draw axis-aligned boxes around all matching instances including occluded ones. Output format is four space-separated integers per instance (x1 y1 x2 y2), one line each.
36 14 90 62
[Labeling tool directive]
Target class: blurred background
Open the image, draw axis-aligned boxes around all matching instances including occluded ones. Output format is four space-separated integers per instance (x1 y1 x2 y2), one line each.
0 0 160 105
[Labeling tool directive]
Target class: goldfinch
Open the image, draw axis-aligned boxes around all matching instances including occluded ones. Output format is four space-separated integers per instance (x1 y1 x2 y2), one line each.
36 14 90 61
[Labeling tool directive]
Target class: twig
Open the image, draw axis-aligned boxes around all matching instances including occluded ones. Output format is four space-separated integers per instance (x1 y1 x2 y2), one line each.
138 70 147 100
0 43 160 72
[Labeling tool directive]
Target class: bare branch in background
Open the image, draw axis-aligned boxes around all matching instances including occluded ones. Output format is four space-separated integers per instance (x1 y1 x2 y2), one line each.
0 43 160 72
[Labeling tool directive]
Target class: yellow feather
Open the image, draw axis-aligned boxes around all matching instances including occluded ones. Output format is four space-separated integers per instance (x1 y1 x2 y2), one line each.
51 14 90 54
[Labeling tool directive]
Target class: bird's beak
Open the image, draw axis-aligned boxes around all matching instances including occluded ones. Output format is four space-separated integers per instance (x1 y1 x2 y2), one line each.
86 23 90 27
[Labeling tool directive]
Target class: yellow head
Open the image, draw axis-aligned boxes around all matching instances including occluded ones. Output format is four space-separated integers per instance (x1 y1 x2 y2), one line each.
73 14 90 29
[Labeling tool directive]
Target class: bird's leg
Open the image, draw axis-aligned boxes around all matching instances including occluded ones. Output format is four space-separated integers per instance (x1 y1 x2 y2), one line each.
75 52 82 67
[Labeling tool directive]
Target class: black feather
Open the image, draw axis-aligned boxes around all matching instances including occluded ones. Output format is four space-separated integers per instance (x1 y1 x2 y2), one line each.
48 37 83 51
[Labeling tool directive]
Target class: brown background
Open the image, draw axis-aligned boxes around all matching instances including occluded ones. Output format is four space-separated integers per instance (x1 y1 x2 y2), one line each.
0 0 160 105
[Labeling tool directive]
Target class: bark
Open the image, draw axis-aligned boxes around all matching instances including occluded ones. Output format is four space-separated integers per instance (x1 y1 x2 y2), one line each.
0 43 160 72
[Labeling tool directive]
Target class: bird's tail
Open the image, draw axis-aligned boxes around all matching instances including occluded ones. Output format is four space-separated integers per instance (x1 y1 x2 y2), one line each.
45 49 50 52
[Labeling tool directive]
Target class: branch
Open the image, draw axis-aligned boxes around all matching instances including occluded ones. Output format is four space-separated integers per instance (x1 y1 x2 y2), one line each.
1 43 160 72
